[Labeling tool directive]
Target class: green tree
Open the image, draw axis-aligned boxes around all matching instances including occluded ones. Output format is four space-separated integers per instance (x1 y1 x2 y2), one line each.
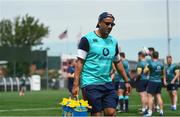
0 14 49 47
0 14 49 77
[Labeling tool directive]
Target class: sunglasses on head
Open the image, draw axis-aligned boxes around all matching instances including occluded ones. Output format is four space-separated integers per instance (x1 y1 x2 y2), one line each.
103 22 115 27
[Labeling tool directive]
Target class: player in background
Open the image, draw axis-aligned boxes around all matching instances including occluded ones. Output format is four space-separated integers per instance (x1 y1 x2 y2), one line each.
178 63 180 86
19 76 26 96
66 59 76 95
143 47 160 112
164 55 180 110
135 51 149 113
113 52 131 112
143 51 164 116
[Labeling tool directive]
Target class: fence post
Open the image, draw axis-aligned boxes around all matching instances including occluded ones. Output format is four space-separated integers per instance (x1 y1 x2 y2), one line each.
9 77 13 92
3 77 6 92
16 77 20 91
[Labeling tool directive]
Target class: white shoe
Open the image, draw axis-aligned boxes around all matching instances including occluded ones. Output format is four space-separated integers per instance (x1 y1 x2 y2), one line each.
160 112 164 116
171 106 176 111
143 113 152 117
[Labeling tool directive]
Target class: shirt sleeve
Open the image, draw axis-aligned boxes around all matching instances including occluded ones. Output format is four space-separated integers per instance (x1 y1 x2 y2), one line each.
67 67 75 74
77 37 90 59
174 65 180 75
113 43 120 62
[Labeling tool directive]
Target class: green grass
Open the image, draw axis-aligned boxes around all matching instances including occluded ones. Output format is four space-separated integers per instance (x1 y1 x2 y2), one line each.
0 88 180 116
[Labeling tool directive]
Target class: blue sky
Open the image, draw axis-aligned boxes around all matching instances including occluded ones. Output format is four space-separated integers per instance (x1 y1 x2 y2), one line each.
0 0 179 62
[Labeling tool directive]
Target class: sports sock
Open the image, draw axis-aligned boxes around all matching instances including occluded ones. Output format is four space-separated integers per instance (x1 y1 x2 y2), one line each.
124 96 129 111
119 96 124 111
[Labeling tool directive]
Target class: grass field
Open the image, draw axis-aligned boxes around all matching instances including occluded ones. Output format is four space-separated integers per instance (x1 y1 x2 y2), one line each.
0 88 180 116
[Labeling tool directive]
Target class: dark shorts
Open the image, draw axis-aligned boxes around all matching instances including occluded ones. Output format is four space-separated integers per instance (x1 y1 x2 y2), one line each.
119 82 126 90
114 82 119 91
82 82 118 113
68 78 74 93
20 79 26 87
136 80 148 92
130 79 136 88
146 81 162 94
20 85 26 90
114 82 126 91
167 84 178 91
20 80 26 89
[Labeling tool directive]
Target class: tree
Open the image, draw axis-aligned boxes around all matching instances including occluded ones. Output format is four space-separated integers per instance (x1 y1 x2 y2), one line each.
0 14 49 77
0 14 49 47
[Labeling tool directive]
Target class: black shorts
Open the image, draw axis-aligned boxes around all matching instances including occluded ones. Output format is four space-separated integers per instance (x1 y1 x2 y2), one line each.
136 80 148 92
68 78 74 93
20 85 26 90
20 82 26 89
114 82 126 91
114 82 119 91
82 82 118 113
146 81 162 94
119 82 126 90
130 79 136 88
167 84 178 91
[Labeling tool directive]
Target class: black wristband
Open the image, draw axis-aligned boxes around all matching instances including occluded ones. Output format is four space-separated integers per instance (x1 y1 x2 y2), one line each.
124 81 129 83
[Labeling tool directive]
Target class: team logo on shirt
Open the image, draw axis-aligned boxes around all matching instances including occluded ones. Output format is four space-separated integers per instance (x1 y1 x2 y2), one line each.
103 48 109 56
93 39 98 42
157 66 161 70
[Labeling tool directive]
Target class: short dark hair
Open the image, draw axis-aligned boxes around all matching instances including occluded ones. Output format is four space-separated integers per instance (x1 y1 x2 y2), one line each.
138 51 146 57
148 47 155 52
166 55 172 59
120 52 125 58
68 59 74 65
152 51 159 59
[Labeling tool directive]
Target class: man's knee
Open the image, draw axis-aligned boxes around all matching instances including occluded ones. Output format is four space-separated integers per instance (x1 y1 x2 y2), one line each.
104 108 116 116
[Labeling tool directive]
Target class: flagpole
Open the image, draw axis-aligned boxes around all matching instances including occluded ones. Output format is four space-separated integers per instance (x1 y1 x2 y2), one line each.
66 29 69 55
66 36 68 55
166 0 171 55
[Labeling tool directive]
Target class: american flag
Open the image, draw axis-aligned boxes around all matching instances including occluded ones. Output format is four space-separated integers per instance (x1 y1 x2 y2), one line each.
58 29 68 39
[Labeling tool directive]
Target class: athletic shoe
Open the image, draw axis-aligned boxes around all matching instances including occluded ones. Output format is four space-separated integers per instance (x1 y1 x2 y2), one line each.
117 110 124 113
159 112 164 116
116 105 119 111
142 109 148 115
139 110 146 114
143 113 152 117
171 106 176 111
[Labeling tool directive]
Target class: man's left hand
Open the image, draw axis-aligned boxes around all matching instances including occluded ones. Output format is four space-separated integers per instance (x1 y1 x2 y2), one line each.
125 82 132 95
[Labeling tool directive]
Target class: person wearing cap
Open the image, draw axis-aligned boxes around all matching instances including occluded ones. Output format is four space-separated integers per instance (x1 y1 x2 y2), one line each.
164 55 180 111
135 51 149 113
143 51 164 116
72 12 131 116
66 59 76 95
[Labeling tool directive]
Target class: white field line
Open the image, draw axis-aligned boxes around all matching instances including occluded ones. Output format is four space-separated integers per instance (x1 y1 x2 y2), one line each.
129 103 180 107
0 104 179 112
0 107 57 112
